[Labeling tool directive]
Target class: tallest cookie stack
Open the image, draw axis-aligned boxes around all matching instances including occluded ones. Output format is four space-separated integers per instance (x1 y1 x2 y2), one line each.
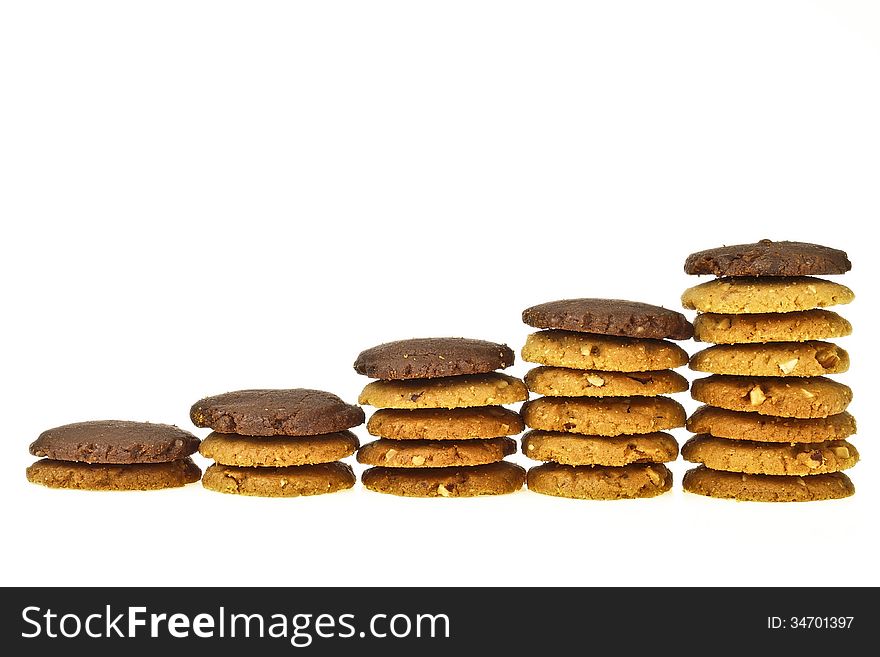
680 240 858 502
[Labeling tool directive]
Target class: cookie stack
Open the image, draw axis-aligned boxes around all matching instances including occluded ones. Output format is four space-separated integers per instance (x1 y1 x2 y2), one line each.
680 240 858 502
191 389 364 497
354 338 527 497
519 299 692 499
27 420 201 491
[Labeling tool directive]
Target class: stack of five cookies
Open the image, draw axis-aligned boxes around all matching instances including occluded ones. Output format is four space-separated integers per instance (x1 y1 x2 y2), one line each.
680 240 858 502
354 338 528 497
519 299 692 500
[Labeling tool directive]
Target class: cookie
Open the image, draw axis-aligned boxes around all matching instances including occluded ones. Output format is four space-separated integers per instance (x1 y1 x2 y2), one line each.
681 276 854 314
199 431 358 467
354 338 514 380
693 310 852 344
691 375 852 418
29 420 199 464
525 366 688 397
686 406 857 443
689 341 849 377
682 466 854 502
521 396 686 436
527 463 672 499
362 462 526 497
190 389 364 436
522 431 678 466
357 438 516 468
682 435 858 475
358 373 527 410
522 299 693 340
684 239 851 277
367 407 524 440
522 330 688 372
26 458 200 491
202 462 355 497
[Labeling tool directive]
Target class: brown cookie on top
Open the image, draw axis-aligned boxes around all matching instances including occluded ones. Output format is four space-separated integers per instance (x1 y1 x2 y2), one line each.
354 337 514 380
684 239 851 277
522 299 693 340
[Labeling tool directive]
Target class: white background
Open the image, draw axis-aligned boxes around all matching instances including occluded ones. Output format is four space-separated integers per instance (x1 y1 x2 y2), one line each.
2 0 878 587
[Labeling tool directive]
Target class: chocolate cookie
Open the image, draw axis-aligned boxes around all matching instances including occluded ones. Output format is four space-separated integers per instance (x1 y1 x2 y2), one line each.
522 330 688 372
525 366 688 397
689 341 849 377
357 438 516 468
686 406 857 443
202 462 355 497
522 431 679 466
29 420 199 464
521 396 686 436
190 389 364 436
527 463 673 499
681 435 858 476
367 407 524 440
522 299 693 340
684 240 851 277
691 375 852 418
681 277 854 314
358 373 528 410
362 462 526 497
682 466 854 502
199 431 359 467
354 338 514 380
26 458 201 491
692 310 852 344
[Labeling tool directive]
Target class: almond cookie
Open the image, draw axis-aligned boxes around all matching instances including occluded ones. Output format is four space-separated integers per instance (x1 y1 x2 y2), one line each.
358 373 527 410
190 389 364 436
681 276 854 314
682 435 859 475
521 396 686 436
691 375 852 418
357 438 516 468
527 463 672 499
684 239 851 277
354 337 514 380
524 366 687 397
522 431 679 466
367 407 524 440
689 341 849 377
521 330 688 372
687 406 856 443
29 420 199 464
692 310 852 344
522 298 693 340
682 465 854 502
26 458 201 491
199 431 358 467
202 462 355 497
362 462 525 497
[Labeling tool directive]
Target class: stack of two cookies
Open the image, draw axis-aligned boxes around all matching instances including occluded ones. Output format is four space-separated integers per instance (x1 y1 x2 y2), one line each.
191 389 364 497
353 338 528 497
680 240 858 502
519 300 692 499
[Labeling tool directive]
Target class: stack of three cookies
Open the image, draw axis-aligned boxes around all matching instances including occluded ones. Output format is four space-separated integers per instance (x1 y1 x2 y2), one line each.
680 240 858 502
519 299 692 500
191 388 364 497
353 338 528 497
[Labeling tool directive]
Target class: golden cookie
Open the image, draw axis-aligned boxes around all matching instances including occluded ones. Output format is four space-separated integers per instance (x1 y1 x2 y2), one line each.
358 373 527 409
527 463 672 499
202 462 355 497
682 435 858 475
521 396 685 436
689 341 849 377
691 375 852 418
681 276 854 314
361 461 526 497
682 465 854 502
524 366 688 397
521 330 688 372
686 406 856 443
26 458 201 491
357 438 516 467
366 407 523 440
522 431 678 465
692 310 852 344
198 431 358 467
